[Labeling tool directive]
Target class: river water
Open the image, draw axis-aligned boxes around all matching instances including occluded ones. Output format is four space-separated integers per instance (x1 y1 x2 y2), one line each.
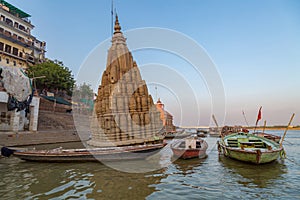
0 130 299 199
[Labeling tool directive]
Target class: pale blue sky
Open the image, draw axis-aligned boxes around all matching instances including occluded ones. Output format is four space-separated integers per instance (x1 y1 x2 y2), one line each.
8 0 300 126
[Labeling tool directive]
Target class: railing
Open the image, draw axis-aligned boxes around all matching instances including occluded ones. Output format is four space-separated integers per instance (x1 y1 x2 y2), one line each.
0 18 30 35
0 30 32 48
0 49 27 61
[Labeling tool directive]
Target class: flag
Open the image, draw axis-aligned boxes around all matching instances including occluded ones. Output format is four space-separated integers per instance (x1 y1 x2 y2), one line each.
255 106 262 125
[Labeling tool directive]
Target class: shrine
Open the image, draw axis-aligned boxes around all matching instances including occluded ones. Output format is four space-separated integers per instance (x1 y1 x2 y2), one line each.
88 16 164 147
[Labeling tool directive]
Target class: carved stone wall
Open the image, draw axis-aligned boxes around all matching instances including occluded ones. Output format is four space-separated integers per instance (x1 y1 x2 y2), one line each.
88 16 163 147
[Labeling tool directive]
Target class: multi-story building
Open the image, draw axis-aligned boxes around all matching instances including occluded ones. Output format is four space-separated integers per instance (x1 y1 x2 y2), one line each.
0 0 46 69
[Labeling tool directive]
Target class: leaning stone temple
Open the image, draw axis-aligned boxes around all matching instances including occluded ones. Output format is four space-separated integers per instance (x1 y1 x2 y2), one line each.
88 16 163 147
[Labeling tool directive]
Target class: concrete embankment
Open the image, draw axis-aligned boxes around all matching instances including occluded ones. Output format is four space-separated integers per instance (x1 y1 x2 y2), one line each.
0 110 91 147
0 130 86 147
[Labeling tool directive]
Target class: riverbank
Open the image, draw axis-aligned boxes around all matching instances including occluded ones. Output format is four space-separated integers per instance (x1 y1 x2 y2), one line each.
246 126 300 131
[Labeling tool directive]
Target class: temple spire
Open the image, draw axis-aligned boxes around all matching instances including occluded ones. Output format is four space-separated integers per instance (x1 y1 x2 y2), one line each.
114 14 121 33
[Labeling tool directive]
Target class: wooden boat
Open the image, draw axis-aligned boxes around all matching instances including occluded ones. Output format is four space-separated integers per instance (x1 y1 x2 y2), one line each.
218 132 285 164
164 130 191 139
171 137 208 159
1 143 166 162
208 127 221 137
221 126 248 137
221 126 280 143
253 132 281 143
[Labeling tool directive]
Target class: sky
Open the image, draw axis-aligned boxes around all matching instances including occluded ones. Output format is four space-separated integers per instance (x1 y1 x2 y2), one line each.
7 0 300 126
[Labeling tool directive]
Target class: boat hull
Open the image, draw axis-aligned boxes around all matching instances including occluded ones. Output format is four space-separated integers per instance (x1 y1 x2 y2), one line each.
219 145 282 164
171 148 207 159
12 143 165 162
171 139 208 159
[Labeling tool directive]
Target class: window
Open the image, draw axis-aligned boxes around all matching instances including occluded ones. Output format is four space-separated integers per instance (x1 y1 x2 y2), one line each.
13 61 16 66
0 42 3 51
5 18 13 26
4 30 11 36
6 59 9 64
5 45 11 53
12 47 18 56
19 52 23 58
19 25 25 31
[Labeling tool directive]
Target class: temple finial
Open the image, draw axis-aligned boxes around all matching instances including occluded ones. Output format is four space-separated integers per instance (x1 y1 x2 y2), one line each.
114 14 121 33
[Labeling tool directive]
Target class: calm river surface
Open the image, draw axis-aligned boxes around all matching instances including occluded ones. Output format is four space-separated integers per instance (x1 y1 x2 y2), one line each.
0 130 299 200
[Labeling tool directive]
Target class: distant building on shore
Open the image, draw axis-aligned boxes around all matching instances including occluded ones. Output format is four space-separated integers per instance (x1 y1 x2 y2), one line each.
0 0 46 69
155 98 176 133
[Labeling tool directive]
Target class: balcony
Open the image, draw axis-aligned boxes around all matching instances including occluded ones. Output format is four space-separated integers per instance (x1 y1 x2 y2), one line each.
0 49 26 62
33 40 46 51
0 28 32 48
0 18 30 37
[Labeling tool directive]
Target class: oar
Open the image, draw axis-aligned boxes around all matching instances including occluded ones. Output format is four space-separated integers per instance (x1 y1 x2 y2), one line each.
280 113 295 148
242 110 249 127
262 120 267 134
212 114 221 138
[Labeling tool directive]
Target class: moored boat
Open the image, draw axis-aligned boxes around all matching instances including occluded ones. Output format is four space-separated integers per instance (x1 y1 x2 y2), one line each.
208 127 222 137
221 126 248 137
164 130 192 139
1 143 166 162
253 132 281 143
218 132 285 164
171 136 208 159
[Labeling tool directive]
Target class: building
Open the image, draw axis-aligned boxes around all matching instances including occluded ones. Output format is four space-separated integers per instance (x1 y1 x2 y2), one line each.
0 0 46 69
155 98 176 133
0 0 44 132
89 15 163 147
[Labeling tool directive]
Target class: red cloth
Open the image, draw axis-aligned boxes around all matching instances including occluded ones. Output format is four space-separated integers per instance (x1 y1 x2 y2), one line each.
256 106 262 125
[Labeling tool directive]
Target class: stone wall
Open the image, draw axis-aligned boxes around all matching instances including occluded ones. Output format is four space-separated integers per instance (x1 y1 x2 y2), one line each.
39 97 71 113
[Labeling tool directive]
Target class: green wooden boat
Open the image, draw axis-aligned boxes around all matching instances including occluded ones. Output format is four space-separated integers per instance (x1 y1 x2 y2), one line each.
218 132 285 164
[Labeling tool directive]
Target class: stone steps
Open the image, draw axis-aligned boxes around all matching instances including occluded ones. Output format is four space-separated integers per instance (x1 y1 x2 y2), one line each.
0 131 84 147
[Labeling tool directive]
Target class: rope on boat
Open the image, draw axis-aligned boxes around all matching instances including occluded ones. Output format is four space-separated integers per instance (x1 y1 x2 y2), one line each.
280 150 286 159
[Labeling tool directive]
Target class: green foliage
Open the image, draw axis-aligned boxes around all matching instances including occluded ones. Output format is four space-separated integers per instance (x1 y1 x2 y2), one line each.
27 60 75 94
72 82 94 101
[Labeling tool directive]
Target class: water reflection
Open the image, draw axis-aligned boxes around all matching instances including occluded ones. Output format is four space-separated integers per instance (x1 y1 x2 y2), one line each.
0 158 165 200
173 157 206 175
219 156 287 188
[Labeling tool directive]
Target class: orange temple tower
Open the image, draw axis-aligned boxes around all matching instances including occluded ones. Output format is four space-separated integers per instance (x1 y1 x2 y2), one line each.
88 16 163 147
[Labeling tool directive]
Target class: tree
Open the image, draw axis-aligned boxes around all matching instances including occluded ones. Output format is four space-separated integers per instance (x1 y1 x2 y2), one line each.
72 82 94 101
27 60 75 95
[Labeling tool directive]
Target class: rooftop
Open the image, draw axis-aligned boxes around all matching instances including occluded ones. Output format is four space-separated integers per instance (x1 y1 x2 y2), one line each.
0 0 31 18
